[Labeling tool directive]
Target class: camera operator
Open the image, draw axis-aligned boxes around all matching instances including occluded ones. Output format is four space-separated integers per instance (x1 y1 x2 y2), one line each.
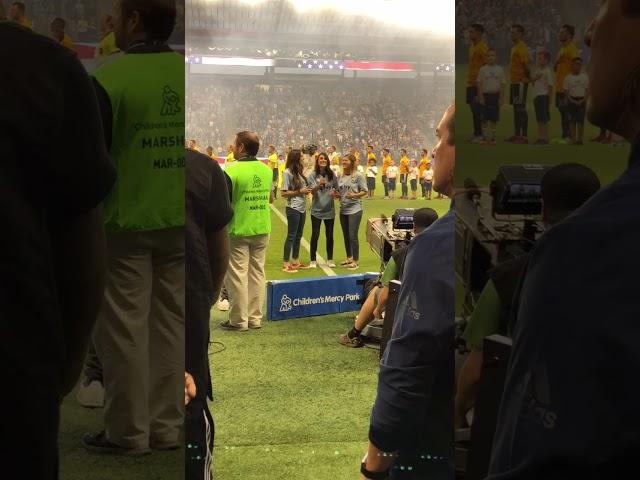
488 3 640 477
337 208 439 348
454 163 601 429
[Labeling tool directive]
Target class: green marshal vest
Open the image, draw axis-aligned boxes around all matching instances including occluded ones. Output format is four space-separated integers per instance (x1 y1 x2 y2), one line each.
225 159 273 237
93 50 185 232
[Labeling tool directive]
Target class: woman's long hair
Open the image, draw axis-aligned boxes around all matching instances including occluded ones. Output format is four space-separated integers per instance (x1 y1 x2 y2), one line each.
314 152 334 181
285 149 306 190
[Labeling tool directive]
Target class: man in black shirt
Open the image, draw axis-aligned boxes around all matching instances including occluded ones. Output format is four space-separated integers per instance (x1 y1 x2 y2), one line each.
0 21 115 479
185 149 233 479
488 1 640 477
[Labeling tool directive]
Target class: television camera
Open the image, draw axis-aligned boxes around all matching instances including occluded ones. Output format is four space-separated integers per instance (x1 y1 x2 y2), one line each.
456 165 549 318
366 208 417 266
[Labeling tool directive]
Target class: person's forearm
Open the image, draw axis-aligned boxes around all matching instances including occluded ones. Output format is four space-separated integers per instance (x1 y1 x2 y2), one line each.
454 348 484 429
50 206 107 396
207 227 230 301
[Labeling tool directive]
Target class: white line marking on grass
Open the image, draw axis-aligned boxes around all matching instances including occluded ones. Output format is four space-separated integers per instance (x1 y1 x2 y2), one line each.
270 204 336 277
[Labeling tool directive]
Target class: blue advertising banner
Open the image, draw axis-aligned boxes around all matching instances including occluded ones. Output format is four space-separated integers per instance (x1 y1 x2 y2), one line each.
266 273 379 321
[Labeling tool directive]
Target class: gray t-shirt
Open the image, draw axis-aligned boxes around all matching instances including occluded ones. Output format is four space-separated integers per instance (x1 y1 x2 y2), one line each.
337 172 368 215
308 170 338 220
282 168 308 213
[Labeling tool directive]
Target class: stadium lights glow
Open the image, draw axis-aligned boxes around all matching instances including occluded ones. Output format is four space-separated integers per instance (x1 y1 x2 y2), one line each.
209 0 453 35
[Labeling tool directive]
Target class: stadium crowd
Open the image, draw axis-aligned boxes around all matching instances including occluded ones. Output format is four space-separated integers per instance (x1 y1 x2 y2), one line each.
186 80 440 159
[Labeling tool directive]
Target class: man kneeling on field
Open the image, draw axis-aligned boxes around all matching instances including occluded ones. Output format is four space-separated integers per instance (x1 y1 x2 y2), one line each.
338 207 439 348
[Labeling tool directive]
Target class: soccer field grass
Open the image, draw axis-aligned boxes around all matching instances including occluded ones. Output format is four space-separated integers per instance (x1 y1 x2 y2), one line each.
455 67 629 187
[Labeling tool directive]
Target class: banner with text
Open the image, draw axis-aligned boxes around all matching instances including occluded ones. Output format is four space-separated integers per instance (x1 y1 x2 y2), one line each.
266 273 378 321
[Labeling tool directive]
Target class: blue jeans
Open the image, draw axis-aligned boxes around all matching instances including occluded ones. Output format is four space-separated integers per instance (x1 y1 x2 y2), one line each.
284 207 306 261
339 210 363 261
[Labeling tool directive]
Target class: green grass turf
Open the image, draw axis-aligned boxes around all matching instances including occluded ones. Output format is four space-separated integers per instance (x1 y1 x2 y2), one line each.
211 183 452 479
455 67 629 187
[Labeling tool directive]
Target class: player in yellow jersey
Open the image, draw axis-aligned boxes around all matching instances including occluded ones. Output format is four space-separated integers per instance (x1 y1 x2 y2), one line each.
95 14 121 64
226 144 235 163
467 24 489 142
9 2 32 29
366 145 376 162
381 148 392 199
205 146 216 160
268 144 279 199
399 149 410 199
507 24 531 144
554 24 578 142
50 18 75 53
418 149 429 199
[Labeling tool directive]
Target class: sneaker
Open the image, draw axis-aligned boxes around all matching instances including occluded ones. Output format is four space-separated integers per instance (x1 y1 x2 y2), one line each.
150 439 180 451
282 265 298 273
383 196 389 199
82 431 151 456
505 135 518 143
514 137 529 144
340 260 352 266
294 262 311 269
76 378 105 408
337 333 364 348
533 139 548 145
248 323 262 329
327 260 336 268
470 136 484 144
219 320 248 332
309 261 317 268
590 134 606 142
346 262 359 270
217 299 230 311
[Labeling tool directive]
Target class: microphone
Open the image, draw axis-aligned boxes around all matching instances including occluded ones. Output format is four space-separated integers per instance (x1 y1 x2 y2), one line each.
464 178 481 204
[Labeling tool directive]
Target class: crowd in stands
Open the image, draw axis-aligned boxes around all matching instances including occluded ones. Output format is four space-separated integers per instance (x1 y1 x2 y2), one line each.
186 80 443 159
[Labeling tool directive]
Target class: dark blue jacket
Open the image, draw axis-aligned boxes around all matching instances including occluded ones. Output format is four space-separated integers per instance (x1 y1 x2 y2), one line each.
369 206 455 471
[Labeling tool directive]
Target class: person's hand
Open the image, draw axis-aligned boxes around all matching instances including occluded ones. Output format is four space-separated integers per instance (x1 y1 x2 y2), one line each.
185 372 196 406
319 177 327 187
345 192 354 199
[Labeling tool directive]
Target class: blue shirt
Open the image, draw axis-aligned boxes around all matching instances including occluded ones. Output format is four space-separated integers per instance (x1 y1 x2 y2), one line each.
369 206 455 469
488 141 640 479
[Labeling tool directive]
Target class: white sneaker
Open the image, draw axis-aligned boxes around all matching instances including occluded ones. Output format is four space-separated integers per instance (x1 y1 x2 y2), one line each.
309 261 317 268
327 260 336 268
217 299 230 311
76 379 105 408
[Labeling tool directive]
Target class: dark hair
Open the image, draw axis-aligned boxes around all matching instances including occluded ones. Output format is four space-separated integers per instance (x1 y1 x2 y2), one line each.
367 145 373 149
470 23 484 34
235 131 260 157
314 152 334 181
51 17 66 29
343 154 357 174
12 2 25 12
572 56 583 63
286 149 307 190
512 24 524 34
383 148 390 154
413 208 439 233
401 148 407 155
421 148 428 156
121 0 176 42
561 24 575 38
541 163 600 226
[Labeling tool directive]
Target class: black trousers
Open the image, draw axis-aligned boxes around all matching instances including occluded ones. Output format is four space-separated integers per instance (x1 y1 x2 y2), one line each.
556 92 570 138
309 215 334 261
185 398 215 480
510 83 529 137
467 86 483 136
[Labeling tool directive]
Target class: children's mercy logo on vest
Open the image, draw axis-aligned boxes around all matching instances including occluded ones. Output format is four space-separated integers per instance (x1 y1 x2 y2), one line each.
253 175 262 188
161 85 181 116
280 294 293 312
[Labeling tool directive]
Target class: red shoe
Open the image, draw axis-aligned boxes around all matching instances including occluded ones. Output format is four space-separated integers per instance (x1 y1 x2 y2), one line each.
590 135 605 142
282 265 298 273
294 262 311 270
505 135 518 143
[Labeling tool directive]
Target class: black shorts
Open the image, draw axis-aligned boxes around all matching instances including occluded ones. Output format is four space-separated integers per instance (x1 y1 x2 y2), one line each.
510 83 529 106
466 86 478 104
567 97 586 123
555 91 567 109
272 168 278 182
483 93 500 122
424 181 433 192
388 178 397 189
534 95 550 123
366 177 376 190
